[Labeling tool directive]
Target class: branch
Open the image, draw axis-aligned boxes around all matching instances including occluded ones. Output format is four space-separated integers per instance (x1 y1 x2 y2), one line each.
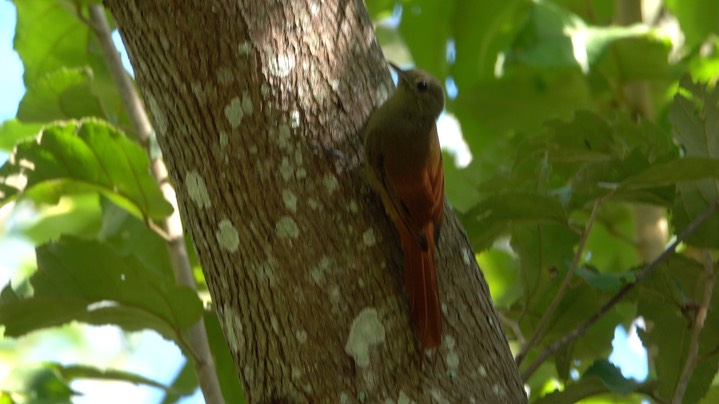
672 250 716 404
87 5 225 403
521 198 719 381
515 199 602 366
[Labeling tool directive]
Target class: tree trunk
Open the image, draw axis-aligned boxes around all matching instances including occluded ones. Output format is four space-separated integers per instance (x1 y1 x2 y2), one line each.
106 0 526 402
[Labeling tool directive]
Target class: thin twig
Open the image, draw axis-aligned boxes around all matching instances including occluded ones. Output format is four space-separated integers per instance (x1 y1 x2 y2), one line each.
87 5 225 404
672 250 716 404
521 198 719 381
516 199 603 366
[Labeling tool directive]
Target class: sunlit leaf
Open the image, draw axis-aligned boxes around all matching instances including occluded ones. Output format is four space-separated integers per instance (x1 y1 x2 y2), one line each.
0 237 203 345
0 120 173 220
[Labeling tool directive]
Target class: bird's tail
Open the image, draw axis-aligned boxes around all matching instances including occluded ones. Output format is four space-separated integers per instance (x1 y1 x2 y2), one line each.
400 225 442 349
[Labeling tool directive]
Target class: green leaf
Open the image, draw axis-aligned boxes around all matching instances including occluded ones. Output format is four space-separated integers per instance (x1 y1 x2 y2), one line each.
13 0 130 127
17 194 103 244
56 364 174 392
451 0 530 85
620 158 719 189
0 237 203 346
535 359 643 404
98 198 175 279
0 119 44 151
398 0 453 78
477 248 522 308
665 0 719 49
576 266 635 293
18 67 105 122
637 255 719 404
0 120 173 220
463 192 568 252
13 0 91 84
204 312 246 403
669 80 719 248
159 360 198 404
583 360 640 394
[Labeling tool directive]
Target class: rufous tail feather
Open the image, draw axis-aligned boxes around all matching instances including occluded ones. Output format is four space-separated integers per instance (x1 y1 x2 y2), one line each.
399 224 442 349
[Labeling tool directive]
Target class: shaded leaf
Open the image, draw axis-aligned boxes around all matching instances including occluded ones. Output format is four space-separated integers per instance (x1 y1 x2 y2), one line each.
637 255 719 404
669 80 719 248
17 67 105 122
464 192 568 252
576 266 635 293
0 237 203 346
0 120 173 220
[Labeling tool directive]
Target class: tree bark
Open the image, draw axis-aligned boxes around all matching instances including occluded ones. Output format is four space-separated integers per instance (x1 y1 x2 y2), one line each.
106 0 526 402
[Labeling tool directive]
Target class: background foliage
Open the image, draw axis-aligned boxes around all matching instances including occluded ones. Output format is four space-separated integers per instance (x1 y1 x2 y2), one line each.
2 0 719 403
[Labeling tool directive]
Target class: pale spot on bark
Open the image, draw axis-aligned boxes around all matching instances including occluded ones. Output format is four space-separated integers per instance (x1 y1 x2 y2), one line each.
349 200 359 213
216 219 239 252
296 329 308 344
276 215 299 239
261 83 270 97
145 93 167 133
238 41 251 55
308 198 321 210
249 145 258 155
375 82 390 107
269 53 295 77
242 90 253 114
290 110 300 128
444 335 456 350
310 256 331 285
271 315 279 333
446 351 459 372
278 124 291 149
297 168 307 179
330 284 341 302
294 148 303 165
282 189 297 212
219 131 228 149
223 307 243 353
216 67 233 85
492 384 505 397
224 96 243 128
339 392 349 403
463 248 473 266
478 364 487 377
324 174 339 193
362 229 377 247
345 307 385 368
186 170 211 209
398 391 413 404
280 158 293 181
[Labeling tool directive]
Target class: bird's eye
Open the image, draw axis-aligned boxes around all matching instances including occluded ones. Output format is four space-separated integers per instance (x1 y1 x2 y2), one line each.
417 81 428 92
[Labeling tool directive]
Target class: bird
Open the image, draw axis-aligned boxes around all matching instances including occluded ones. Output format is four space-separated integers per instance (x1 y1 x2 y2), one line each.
363 62 445 350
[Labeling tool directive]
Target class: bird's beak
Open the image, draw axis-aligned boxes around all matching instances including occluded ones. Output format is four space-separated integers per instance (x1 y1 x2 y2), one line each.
388 62 409 84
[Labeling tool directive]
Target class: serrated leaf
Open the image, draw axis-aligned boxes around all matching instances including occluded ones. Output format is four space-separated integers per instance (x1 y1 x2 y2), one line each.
18 67 105 122
0 119 44 151
0 120 173 220
0 237 203 347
